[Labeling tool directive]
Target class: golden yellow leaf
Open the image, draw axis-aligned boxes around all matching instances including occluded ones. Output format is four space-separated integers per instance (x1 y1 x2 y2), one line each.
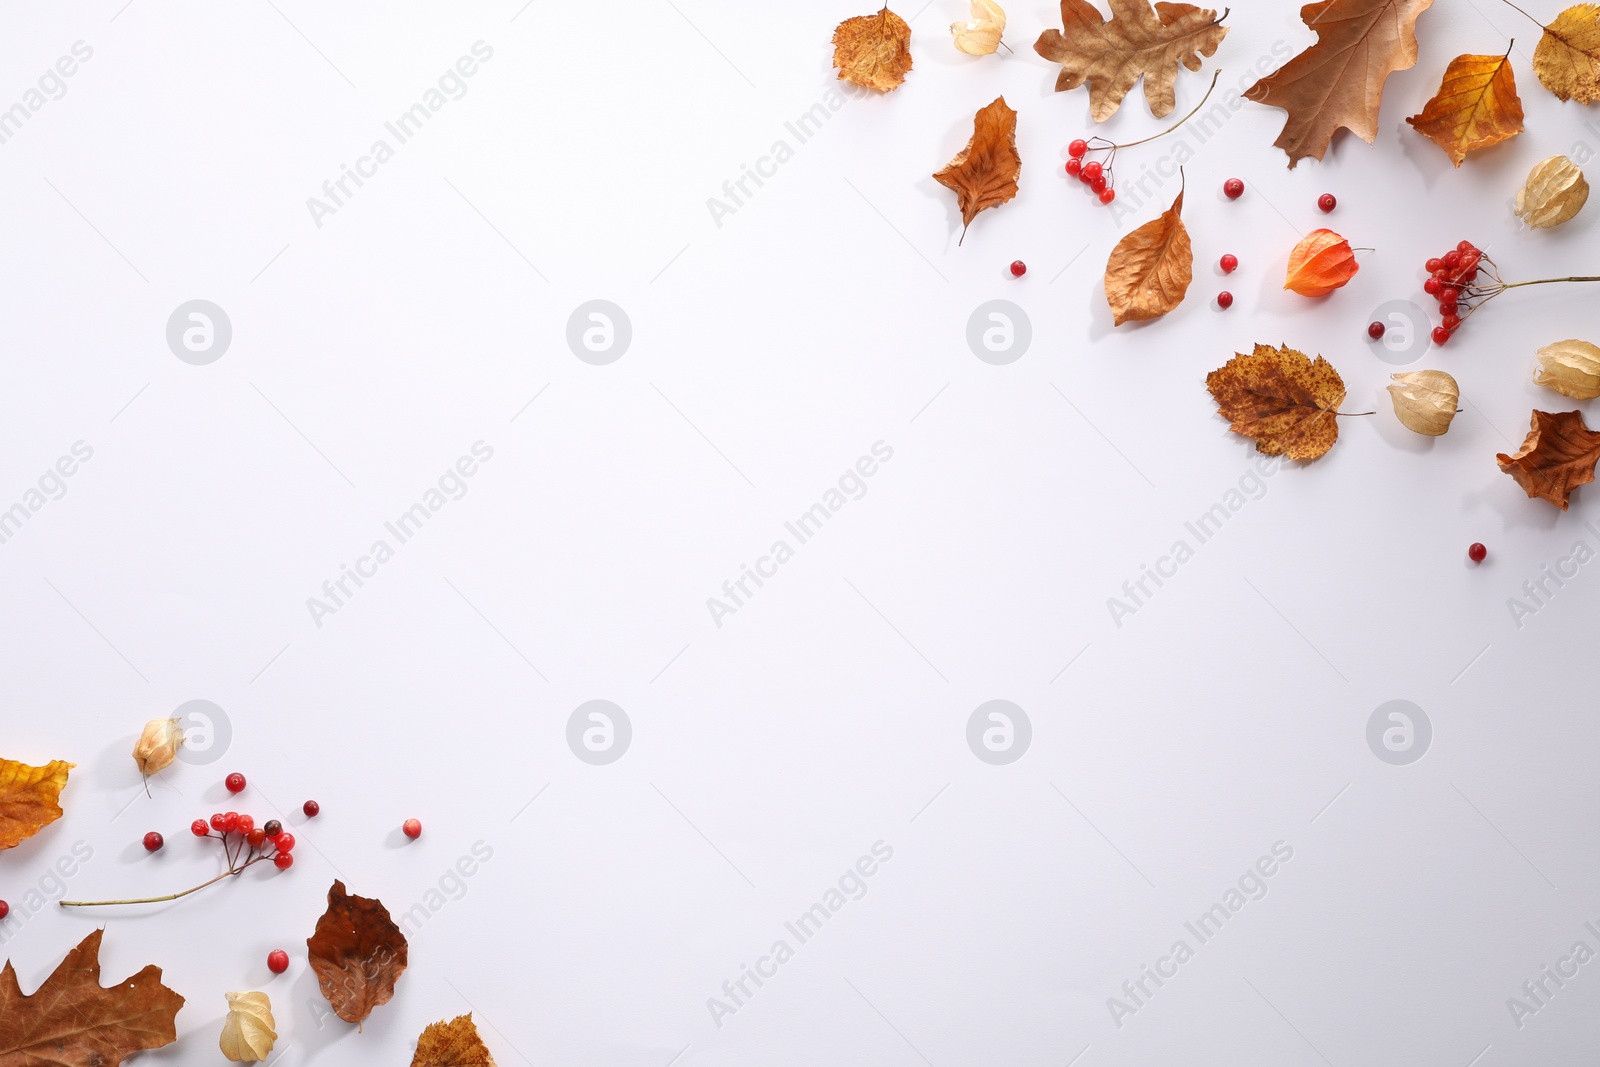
1406 48 1524 166
1515 155 1589 228
1104 187 1191 326
1534 4 1600 103
1388 370 1458 436
932 96 1020 240
1497 409 1600 510
220 992 277 1063
411 1014 498 1067
1206 343 1348 460
1283 229 1360 297
1533 340 1600 400
832 7 913 92
952 0 1006 55
0 757 73 850
1033 0 1226 120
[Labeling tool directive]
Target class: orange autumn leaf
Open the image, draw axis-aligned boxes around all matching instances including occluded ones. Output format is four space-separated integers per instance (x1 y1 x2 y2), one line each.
307 880 408 1027
412 1015 497 1067
1104 186 1192 325
1284 229 1359 296
0 757 73 850
1406 48 1524 166
1497 409 1600 510
1206 343 1349 460
933 96 1020 240
1533 5 1600 103
832 7 913 92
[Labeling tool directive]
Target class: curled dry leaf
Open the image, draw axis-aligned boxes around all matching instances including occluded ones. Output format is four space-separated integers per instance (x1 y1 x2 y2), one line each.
951 0 1006 54
1284 229 1359 297
1515 155 1589 228
1406 48 1523 166
1206 343 1348 460
1104 186 1192 325
1388 370 1459 436
832 7 913 92
0 929 184 1067
933 96 1020 241
132 718 182 779
306 880 408 1027
220 991 277 1063
1533 4 1600 103
1033 0 1227 120
1534 339 1600 400
1248 0 1435 167
0 757 73 851
412 1014 498 1067
1498 409 1600 510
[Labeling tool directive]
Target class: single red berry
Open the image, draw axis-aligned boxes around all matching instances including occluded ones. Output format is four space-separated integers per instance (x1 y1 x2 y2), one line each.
1439 302 1459 318
1458 240 1476 253
1432 326 1451 345
1431 269 1449 283
1089 175 1108 194
273 852 294 870
1423 277 1443 296
209 813 227 832
247 828 267 848
263 819 282 838
1459 267 1479 283
1439 287 1459 303
1223 177 1244 199
222 812 240 833
403 819 422 840
1098 188 1116 204
1368 321 1386 340
1443 250 1462 270
236 814 255 836
1442 313 1462 329
1220 253 1238 273
303 801 320 818
1068 139 1088 158
1460 251 1479 270
225 773 246 794
274 832 296 853
1468 542 1487 563
1009 260 1026 278
191 819 210 837
1425 258 1444 274
267 950 289 974
1065 158 1082 177
0 901 8 921
143 831 164 853
1318 193 1336 212
1216 291 1234 309
1081 161 1103 181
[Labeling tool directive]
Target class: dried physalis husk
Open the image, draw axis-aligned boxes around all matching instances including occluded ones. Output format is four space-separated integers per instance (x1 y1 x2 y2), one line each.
132 718 183 777
951 0 1005 55
1514 155 1589 228
1388 370 1459 436
220 991 277 1062
1534 339 1600 400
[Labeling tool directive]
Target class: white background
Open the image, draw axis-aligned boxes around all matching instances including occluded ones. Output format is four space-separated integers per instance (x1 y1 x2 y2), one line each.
2 1 1600 1064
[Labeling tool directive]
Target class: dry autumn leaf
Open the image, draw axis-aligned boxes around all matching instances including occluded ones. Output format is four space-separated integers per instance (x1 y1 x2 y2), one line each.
220 991 277 1063
412 1014 498 1067
833 6 913 92
952 0 1006 55
933 96 1020 241
1284 229 1360 296
1388 370 1459 436
1033 0 1227 120
1498 409 1600 509
1206 343 1351 460
0 929 184 1067
1534 340 1600 400
0 757 73 851
132 718 182 781
1406 48 1523 166
1533 4 1600 103
307 880 408 1027
1248 0 1435 167
1515 155 1589 228
1105 186 1192 325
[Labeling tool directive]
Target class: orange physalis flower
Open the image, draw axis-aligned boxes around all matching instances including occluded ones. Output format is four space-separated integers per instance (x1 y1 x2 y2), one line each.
1284 229 1360 297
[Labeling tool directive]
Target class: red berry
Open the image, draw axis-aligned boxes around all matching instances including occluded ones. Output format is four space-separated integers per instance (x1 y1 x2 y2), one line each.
1220 254 1238 273
143 832 164 853
1439 287 1459 304
1223 178 1244 199
1425 258 1444 273
1424 278 1443 296
209 813 227 832
1458 240 1476 253
191 819 210 837
1461 251 1479 270
225 773 246 794
1439 302 1459 318
1443 250 1462 270
1081 161 1103 181
236 814 255 835
1368 321 1386 340
303 801 320 818
402 819 422 840
267 950 289 974
1468 542 1487 563
1098 188 1116 204
247 828 267 848
274 833 296 853
1216 291 1234 309
1068 139 1088 158
1432 326 1451 345
0 901 8 920
1318 193 1336 212
1089 175 1108 193
1009 260 1026 278
273 852 294 870
222 812 240 833
263 819 282 838
1065 158 1082 176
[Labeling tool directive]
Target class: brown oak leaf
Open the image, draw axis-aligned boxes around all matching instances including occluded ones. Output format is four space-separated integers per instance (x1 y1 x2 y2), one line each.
1247 0 1436 167
1104 186 1191 325
1496 409 1600 510
306 880 408 1027
1206 343 1348 460
933 96 1020 241
412 1014 497 1067
832 7 912 92
0 757 73 850
1406 48 1523 166
1033 0 1227 120
1534 4 1600 103
0 929 184 1067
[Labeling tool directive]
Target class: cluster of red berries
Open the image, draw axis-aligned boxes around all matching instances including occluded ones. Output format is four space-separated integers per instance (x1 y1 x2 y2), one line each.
1065 139 1116 204
1419 240 1486 346
191 811 297 868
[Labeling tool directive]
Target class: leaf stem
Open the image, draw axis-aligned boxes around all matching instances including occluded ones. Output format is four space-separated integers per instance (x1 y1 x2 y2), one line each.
1118 70 1223 150
1501 275 1600 289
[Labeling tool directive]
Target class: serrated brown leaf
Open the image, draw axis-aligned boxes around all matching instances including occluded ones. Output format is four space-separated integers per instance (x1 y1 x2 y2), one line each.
306 880 408 1027
412 1014 497 1067
0 929 184 1067
1247 0 1435 167
0 757 73 850
1206 343 1348 460
1104 187 1191 325
1534 4 1600 103
1033 0 1227 120
832 6 913 92
1406 49 1523 166
933 96 1020 240
1497 409 1600 510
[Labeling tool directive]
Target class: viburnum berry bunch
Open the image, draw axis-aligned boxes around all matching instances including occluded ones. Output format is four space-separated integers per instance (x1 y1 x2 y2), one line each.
1421 240 1600 346
60 808 295 908
1064 70 1219 208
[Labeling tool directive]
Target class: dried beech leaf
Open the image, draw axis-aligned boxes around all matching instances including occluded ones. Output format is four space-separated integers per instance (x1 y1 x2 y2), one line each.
1534 340 1600 400
1497 409 1600 510
306 880 408 1027
412 1014 498 1067
1104 187 1192 325
1388 370 1458 436
220 991 277 1063
132 718 182 779
933 96 1020 240
1534 4 1600 103
1033 0 1227 120
1515 155 1589 228
1248 0 1436 167
833 7 913 92
1284 229 1360 297
1406 49 1523 166
1206 343 1347 460
0 757 73 850
0 929 184 1067
952 0 1006 54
